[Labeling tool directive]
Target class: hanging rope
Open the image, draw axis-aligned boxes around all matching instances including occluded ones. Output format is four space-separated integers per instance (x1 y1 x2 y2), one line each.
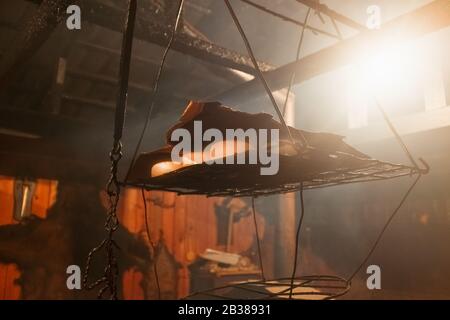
125 0 185 182
251 197 265 281
224 0 307 150
83 0 137 300
141 188 161 300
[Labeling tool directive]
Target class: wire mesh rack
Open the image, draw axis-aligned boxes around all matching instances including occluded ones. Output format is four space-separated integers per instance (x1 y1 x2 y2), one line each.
124 151 423 197
185 275 351 300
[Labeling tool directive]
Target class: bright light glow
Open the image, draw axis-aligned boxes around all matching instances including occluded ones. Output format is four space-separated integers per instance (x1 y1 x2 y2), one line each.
358 42 422 96
150 139 295 178
150 140 252 177
151 157 196 177
344 40 426 129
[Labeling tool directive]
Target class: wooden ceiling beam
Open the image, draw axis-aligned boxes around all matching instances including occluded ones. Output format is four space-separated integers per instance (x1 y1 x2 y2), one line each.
0 133 105 181
216 0 450 106
24 0 272 75
0 107 96 138
0 0 71 89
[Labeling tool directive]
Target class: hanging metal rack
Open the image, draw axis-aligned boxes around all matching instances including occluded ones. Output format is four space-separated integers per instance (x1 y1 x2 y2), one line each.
84 0 430 300
186 275 351 300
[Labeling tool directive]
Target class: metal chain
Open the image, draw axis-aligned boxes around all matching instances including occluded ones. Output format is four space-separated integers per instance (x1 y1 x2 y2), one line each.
83 141 122 299
83 0 137 300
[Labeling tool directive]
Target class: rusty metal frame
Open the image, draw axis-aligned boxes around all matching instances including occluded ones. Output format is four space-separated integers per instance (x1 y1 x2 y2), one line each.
25 0 274 74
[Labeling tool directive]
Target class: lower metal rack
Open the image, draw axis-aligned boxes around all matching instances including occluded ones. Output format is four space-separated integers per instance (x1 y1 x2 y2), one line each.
185 275 351 300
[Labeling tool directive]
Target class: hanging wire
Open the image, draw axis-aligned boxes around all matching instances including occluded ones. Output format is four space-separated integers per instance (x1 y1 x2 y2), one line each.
373 98 422 170
124 0 185 182
210 2 427 299
330 15 429 284
238 0 339 40
141 188 161 300
289 183 305 299
187 1 428 301
182 2 429 299
347 173 422 282
329 4 424 172
223 0 307 150
329 16 343 40
281 7 311 123
251 197 265 281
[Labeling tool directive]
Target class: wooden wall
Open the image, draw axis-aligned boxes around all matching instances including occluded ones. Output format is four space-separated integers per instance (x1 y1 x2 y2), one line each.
119 188 266 298
0 176 57 300
2 171 448 299
0 176 267 299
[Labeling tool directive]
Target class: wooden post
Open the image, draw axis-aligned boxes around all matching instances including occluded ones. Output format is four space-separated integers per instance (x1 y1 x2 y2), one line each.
275 90 297 276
